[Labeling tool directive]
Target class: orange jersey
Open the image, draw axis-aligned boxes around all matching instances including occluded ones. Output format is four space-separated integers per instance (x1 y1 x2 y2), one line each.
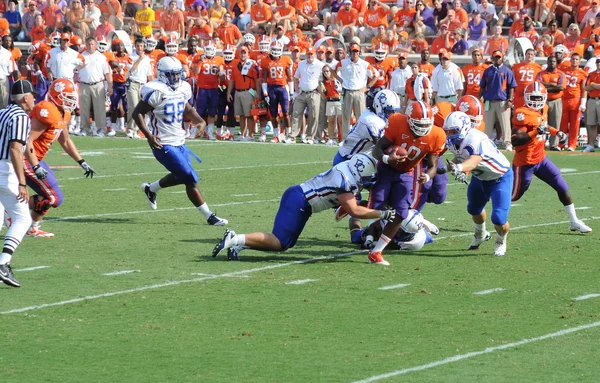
322 79 341 99
111 54 133 83
405 75 431 101
223 60 235 83
365 57 395 89
512 62 543 107
363 7 389 28
384 113 447 172
563 67 587 99
587 71 600 98
230 59 260 90
536 70 565 101
512 106 548 167
261 55 293 86
34 45 51 77
431 102 455 129
462 63 486 97
196 56 224 89
30 101 71 161
412 39 429 54
418 62 435 78
148 50 165 72
484 37 509 56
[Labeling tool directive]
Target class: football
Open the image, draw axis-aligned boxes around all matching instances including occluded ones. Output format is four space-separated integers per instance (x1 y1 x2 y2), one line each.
385 145 408 158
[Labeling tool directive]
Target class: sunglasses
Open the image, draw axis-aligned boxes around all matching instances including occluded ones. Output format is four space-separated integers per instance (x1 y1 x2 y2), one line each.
399 57 406 60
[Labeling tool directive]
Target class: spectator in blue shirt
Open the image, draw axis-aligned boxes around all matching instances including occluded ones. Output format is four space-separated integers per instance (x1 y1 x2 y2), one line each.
479 50 517 151
5 1 23 41
451 28 469 55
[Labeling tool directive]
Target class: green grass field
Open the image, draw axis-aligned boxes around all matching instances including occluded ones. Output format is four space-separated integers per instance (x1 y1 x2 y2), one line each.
1 138 599 382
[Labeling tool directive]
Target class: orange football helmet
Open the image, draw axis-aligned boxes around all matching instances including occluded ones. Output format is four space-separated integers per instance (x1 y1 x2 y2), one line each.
48 79 78 113
223 44 235 61
70 35 83 47
96 36 109 53
374 43 388 61
524 82 547 111
50 31 61 47
165 38 179 55
408 101 434 136
456 95 483 128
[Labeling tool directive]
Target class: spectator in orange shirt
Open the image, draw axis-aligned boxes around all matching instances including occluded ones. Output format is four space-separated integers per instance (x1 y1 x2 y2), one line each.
536 34 555 57
370 24 387 49
549 0 575 30
499 0 523 26
296 0 320 30
484 25 509 56
391 0 416 32
94 14 115 39
98 0 123 29
249 0 273 33
430 23 453 54
360 0 390 41
160 1 185 39
564 23 582 53
395 30 412 54
323 0 344 31
333 0 358 43
188 17 213 45
29 14 46 43
543 20 566 45
42 0 62 29
452 0 469 29
215 13 242 46
274 0 297 31
411 32 429 53
443 10 463 35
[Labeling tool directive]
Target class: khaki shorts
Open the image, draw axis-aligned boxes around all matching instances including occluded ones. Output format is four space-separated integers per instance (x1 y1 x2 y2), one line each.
586 98 600 126
325 101 342 116
234 90 255 117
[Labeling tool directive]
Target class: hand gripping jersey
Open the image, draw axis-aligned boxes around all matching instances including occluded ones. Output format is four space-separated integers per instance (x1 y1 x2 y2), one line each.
384 113 447 173
450 129 511 181
29 100 71 161
338 110 386 159
299 162 360 214
511 106 548 167
141 80 193 146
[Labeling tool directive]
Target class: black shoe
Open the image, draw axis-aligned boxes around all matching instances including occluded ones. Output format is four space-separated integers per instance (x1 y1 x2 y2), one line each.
549 146 562 151
207 213 228 226
0 264 20 288
227 246 242 261
213 228 234 257
140 183 157 210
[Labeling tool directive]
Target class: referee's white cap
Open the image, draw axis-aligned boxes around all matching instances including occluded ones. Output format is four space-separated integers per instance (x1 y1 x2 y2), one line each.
11 80 37 96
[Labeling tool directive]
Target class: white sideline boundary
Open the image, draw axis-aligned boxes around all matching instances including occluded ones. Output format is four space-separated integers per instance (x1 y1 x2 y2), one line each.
377 283 411 291
573 294 600 301
352 320 600 383
473 288 505 295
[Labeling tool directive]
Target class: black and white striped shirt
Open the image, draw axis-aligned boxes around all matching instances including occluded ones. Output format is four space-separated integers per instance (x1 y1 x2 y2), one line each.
0 104 31 161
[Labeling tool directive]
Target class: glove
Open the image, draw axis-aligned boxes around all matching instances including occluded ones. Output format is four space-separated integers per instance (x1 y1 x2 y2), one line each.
379 209 396 221
446 159 459 176
537 122 549 136
264 95 270 104
455 172 468 185
78 159 96 178
580 98 587 112
32 164 48 180
557 131 568 145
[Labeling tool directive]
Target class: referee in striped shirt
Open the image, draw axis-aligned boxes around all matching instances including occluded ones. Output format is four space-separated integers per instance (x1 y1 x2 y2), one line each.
0 80 36 288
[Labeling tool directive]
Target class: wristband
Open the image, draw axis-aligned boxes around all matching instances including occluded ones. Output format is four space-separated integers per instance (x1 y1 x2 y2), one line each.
19 183 26 187
382 154 389 164
78 159 85 165
423 173 431 183
456 164 463 172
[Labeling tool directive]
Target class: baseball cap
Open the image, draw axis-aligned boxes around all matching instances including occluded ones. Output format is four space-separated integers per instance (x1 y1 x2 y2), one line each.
596 12 600 17
306 47 315 54
438 48 448 55
61 33 70 40
441 51 451 60
398 51 407 59
439 23 448 29
343 0 352 3
112 38 123 44
291 46 301 52
239 46 249 53
11 80 38 96
313 25 325 32
399 31 409 39
350 43 361 51
471 48 482 55
492 50 503 58
519 8 528 14
471 9 479 14
554 44 568 54
326 46 334 53
276 24 284 30
317 45 326 52
447 9 455 15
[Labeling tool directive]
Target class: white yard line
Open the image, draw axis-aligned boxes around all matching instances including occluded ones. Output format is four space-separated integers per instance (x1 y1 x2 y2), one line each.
352 320 600 383
14 266 50 272
232 193 257 197
377 283 411 291
285 279 319 285
575 207 592 210
473 288 505 295
572 294 600 301
102 188 129 191
103 270 141 276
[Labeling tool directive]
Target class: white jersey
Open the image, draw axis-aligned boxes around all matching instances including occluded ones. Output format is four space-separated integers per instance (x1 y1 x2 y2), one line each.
141 80 192 146
393 229 429 251
450 129 511 181
338 110 386 159
300 162 359 214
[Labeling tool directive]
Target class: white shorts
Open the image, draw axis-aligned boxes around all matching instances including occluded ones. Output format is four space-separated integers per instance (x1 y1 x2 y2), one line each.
326 101 342 116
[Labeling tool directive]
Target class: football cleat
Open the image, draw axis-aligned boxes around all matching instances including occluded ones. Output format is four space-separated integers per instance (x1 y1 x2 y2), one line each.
213 228 235 257
0 264 20 288
141 183 157 210
422 218 439 235
227 246 242 261
570 220 592 233
207 213 228 226
493 237 507 257
259 134 267 142
270 136 280 143
467 231 491 250
26 226 55 238
334 205 349 222
368 251 390 266
582 145 595 153
106 129 116 137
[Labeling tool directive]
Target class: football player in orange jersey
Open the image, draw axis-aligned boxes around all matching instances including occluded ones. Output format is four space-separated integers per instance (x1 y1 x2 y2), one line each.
29 41 52 102
511 48 542 109
462 48 486 97
144 36 162 75
456 95 485 132
24 79 96 238
255 35 271 64
365 43 394 93
368 101 447 266
216 44 236 140
165 38 190 78
432 101 455 129
194 42 224 140
510 82 592 233
108 39 133 135
561 53 588 151
260 41 294 143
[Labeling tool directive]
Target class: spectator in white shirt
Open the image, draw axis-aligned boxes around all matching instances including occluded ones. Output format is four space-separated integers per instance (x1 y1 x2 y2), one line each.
431 50 464 103
389 52 412 98
82 0 102 36
0 45 18 108
126 38 154 138
47 33 86 82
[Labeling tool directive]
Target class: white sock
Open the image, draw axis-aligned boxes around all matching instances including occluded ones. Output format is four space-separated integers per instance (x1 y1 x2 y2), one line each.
207 123 214 136
230 234 246 247
496 231 508 244
371 234 391 253
149 181 162 193
564 204 578 223
118 117 125 129
0 252 11 265
228 127 235 136
474 222 486 236
261 127 266 135
197 203 212 219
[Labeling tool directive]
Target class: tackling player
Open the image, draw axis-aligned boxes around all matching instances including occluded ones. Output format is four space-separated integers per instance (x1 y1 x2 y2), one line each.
510 82 592 233
134 57 228 226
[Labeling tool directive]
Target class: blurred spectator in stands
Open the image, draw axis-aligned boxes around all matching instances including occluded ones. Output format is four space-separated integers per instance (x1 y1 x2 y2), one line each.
390 51 412 98
21 1 40 42
207 0 227 31
230 0 251 32
43 0 63 29
288 31 310 52
555 44 570 69
215 13 242 46
467 9 487 51
537 55 565 150
29 14 46 42
323 0 343 30
65 0 84 33
477 0 497 25
123 0 142 22
411 32 429 53
414 0 436 36
82 0 101 37
360 0 390 42
272 24 290 45
248 0 272 34
370 24 388 48
391 0 415 33
430 23 453 54
384 29 399 51
462 48 485 97
296 0 320 30
99 0 123 29
513 16 540 46
548 0 575 30
312 24 327 42
479 50 516 150
443 10 463 35
432 0 448 28
576 0 593 28
395 31 412 54
451 28 468 55
508 8 526 36
161 0 185 39
581 14 600 45
432 50 463 104
452 0 469 28
5 1 22 41
484 25 509 56
274 0 297 31
498 0 523 26
537 34 555 56
534 0 551 27
332 0 358 43
95 14 115 39
135 0 154 38
544 20 566 46
581 2 600 28
564 24 582 53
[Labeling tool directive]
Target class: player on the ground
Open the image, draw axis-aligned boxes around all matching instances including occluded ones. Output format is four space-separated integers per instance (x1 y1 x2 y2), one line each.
511 82 592 233
368 101 447 266
133 57 228 226
212 153 394 260
444 111 513 256
24 78 96 238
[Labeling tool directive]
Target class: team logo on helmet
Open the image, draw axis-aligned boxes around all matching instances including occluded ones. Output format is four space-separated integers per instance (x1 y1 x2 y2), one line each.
516 113 525 121
54 81 66 92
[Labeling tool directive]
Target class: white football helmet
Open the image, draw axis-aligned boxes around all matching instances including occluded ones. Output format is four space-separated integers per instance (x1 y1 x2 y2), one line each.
157 56 184 90
204 43 216 58
443 111 472 146
373 89 401 122
165 38 179 55
223 44 235 61
97 36 109 53
242 33 256 46
270 41 283 58
258 36 270 53
346 153 377 189
50 31 61 48
400 209 425 234
144 36 157 51
374 43 388 61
